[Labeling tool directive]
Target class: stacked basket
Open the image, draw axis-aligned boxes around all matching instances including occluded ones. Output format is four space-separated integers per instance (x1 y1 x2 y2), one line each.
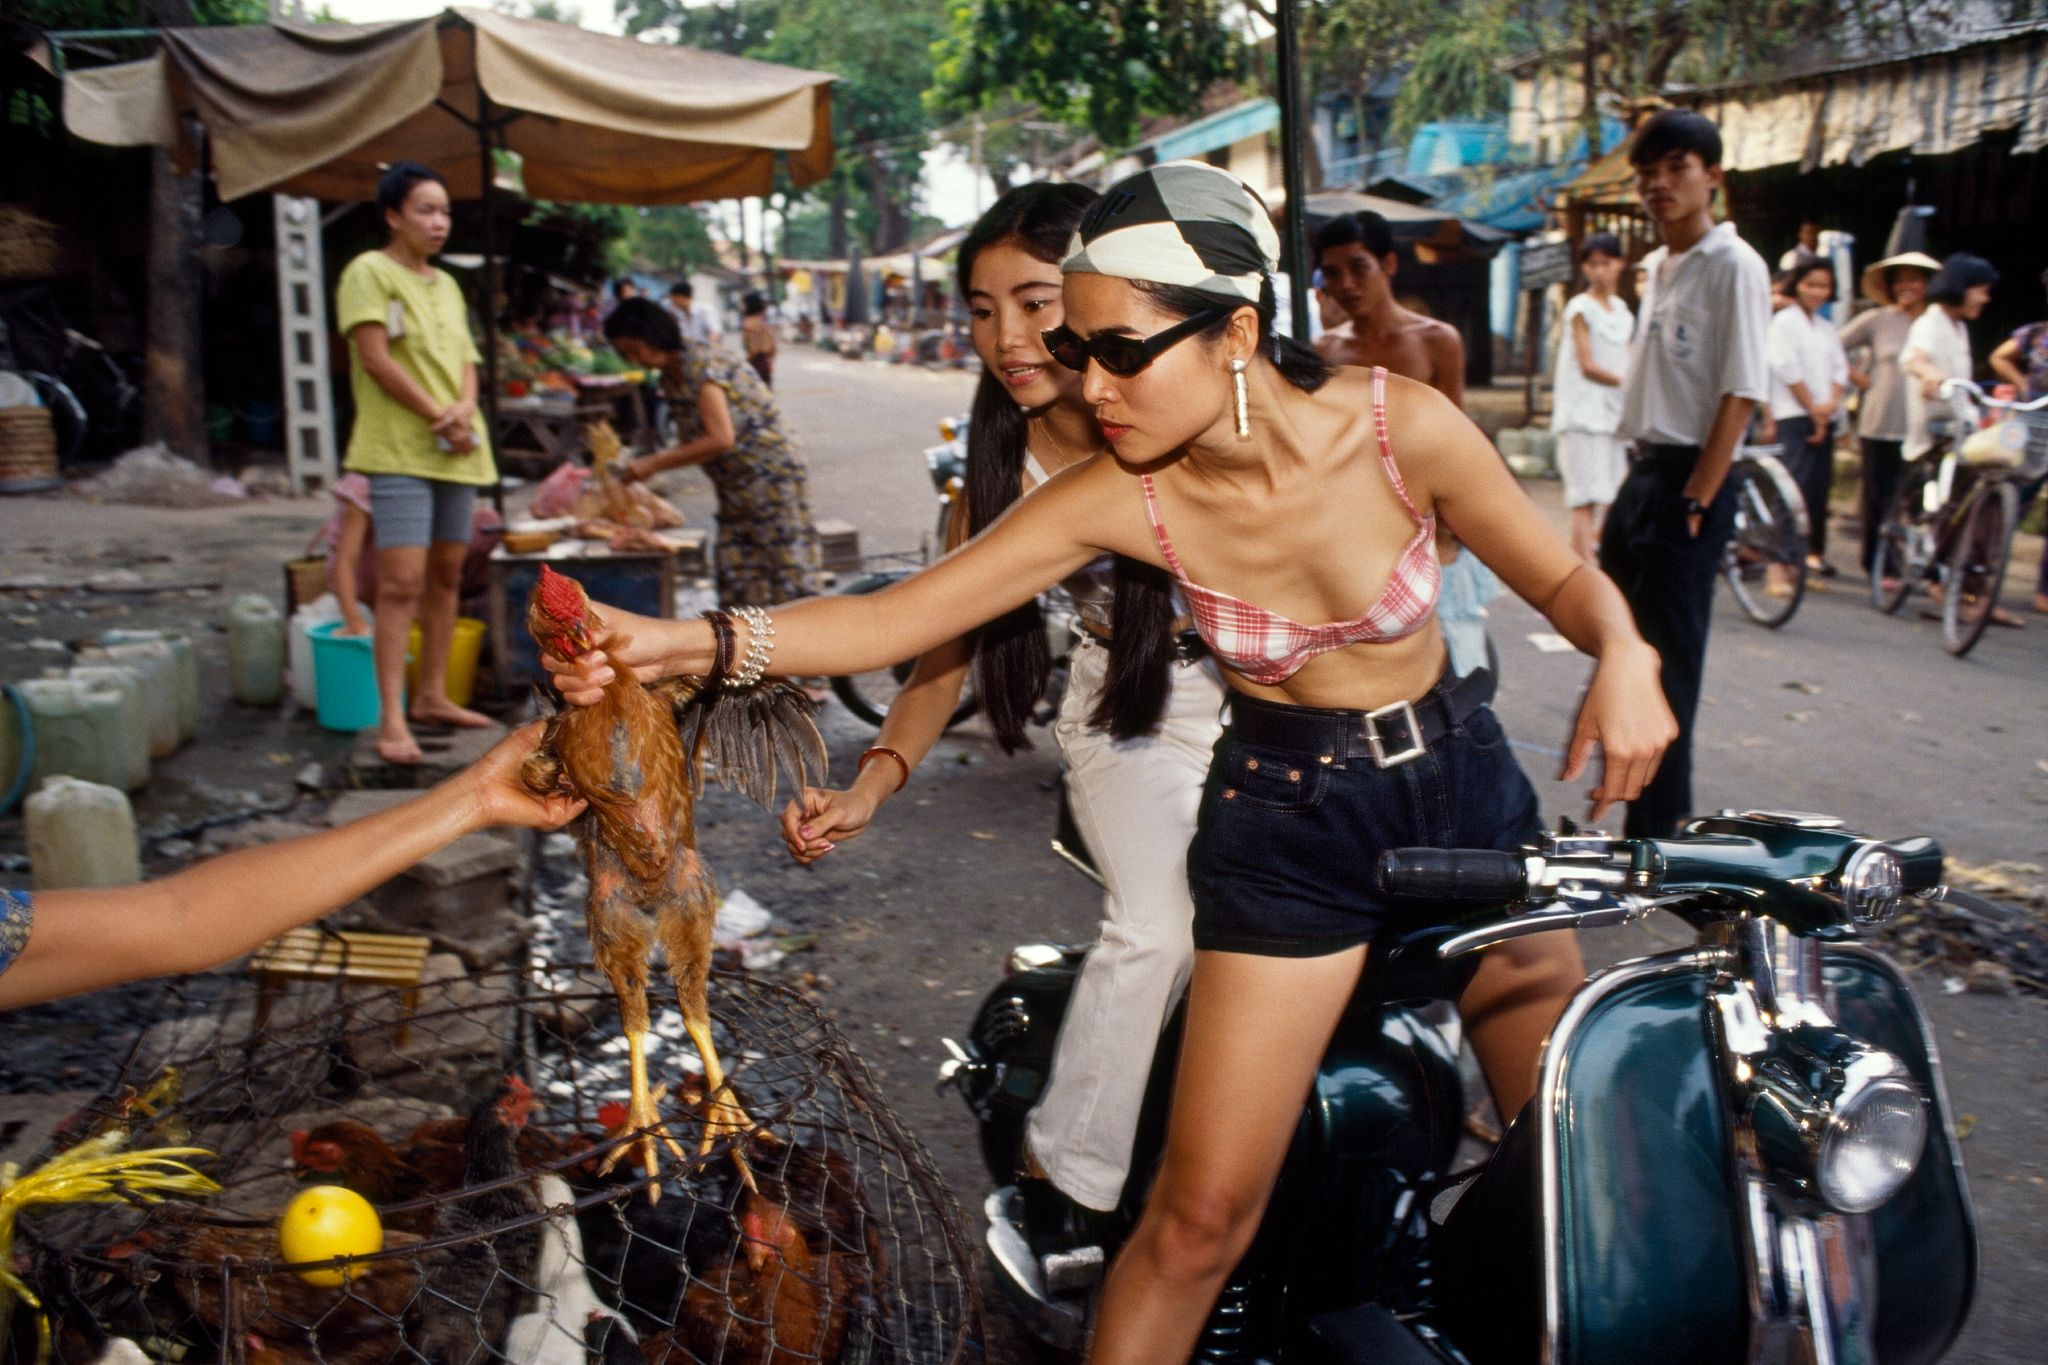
0 403 58 484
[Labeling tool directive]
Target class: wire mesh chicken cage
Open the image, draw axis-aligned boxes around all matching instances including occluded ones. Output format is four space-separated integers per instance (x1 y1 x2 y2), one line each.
9 962 986 1364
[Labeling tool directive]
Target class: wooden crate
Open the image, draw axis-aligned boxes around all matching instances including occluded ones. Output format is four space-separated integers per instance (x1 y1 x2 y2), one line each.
0 406 57 481
487 546 679 688
248 928 432 1043
816 518 861 575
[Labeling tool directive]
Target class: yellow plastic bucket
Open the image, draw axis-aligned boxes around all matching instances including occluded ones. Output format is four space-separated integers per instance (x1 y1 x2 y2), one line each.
405 617 486 708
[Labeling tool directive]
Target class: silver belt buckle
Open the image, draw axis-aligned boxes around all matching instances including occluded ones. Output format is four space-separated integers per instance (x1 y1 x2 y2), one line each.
1363 698 1426 768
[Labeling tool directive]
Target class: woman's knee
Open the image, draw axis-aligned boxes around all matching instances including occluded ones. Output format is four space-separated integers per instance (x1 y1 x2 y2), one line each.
376 567 425 605
1140 1183 1262 1282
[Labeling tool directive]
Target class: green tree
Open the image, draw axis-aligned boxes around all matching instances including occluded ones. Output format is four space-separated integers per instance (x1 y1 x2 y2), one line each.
621 203 721 275
1305 0 1435 175
930 0 1246 150
1389 7 1516 141
608 0 945 255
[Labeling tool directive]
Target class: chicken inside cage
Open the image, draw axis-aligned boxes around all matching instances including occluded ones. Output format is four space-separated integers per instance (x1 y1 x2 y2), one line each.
14 969 978 1365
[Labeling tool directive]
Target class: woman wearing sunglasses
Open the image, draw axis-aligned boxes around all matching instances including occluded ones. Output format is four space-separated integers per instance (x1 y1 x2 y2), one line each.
546 162 1673 1361
777 182 1227 1257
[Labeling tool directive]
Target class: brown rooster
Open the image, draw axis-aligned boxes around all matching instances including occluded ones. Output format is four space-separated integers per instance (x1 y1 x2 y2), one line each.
522 566 823 1194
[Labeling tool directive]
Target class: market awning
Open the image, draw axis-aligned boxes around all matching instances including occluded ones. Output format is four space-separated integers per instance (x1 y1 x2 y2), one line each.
1690 23 2048 172
1148 97 1279 163
61 7 837 204
1301 191 1510 258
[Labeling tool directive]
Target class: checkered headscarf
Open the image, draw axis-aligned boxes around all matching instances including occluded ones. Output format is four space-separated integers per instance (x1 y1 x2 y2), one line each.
1061 160 1280 305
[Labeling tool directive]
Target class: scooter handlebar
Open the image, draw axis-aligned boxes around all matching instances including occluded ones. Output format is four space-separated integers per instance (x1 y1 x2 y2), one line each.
1378 848 1528 902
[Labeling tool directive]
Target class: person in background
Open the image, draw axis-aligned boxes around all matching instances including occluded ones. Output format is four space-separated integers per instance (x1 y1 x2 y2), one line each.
599 277 638 326
1552 232 1636 561
1766 259 1850 579
1779 220 1823 274
665 280 717 347
1312 210 1466 405
604 298 820 608
741 291 778 388
314 472 377 636
1902 253 1997 468
0 728 581 1009
1604 109 1772 838
1840 251 1939 579
1987 266 2048 616
335 160 497 766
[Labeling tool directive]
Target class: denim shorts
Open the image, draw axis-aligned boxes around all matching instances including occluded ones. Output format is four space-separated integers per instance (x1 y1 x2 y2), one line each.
1187 687 1542 958
366 474 477 548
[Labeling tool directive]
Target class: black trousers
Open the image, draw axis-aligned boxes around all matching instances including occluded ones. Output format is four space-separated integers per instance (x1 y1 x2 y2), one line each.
1857 437 1904 574
1775 416 1833 559
1598 446 1738 838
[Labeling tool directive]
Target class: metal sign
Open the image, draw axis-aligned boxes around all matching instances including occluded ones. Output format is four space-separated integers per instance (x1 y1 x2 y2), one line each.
1520 239 1574 290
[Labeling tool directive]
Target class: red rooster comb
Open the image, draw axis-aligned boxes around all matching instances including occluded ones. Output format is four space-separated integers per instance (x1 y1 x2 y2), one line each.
535 565 586 626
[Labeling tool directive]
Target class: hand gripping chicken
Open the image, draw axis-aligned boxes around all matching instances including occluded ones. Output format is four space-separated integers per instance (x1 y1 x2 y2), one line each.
522 566 823 1194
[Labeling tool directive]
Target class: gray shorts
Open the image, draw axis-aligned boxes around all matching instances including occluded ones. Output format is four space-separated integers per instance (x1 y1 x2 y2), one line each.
366 474 476 548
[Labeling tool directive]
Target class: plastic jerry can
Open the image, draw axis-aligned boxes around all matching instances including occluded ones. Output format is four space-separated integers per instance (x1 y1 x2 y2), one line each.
26 775 142 890
80 640 180 758
98 629 199 742
64 664 151 791
288 595 355 711
228 595 286 706
12 676 131 791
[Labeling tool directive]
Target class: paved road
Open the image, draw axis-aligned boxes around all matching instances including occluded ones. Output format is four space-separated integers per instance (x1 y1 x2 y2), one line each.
743 350 2047 1361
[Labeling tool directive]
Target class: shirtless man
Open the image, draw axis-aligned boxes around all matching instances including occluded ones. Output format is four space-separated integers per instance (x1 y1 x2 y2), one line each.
1312 210 1466 405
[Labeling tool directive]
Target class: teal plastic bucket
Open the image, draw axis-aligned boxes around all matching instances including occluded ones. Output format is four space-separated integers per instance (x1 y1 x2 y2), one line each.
308 620 380 731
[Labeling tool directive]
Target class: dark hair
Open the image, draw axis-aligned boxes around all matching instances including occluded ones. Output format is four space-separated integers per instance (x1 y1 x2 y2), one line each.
669 280 694 299
1928 252 1998 306
1628 108 1723 169
1312 210 1394 261
950 182 1097 750
1785 259 1835 292
614 278 638 299
1580 232 1624 262
601 297 683 352
376 161 445 216
743 292 767 316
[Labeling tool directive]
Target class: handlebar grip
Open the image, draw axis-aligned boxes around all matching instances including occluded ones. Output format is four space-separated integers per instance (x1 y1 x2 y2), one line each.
1887 835 1945 895
1378 848 1528 902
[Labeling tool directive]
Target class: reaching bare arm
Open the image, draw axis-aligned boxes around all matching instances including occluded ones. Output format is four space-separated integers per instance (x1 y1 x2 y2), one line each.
0 727 584 1009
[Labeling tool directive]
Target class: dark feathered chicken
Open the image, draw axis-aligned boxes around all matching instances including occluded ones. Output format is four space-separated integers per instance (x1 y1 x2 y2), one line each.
409 1078 543 1364
522 566 824 1194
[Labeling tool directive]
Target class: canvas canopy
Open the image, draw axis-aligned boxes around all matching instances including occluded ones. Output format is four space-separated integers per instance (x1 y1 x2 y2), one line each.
61 7 836 204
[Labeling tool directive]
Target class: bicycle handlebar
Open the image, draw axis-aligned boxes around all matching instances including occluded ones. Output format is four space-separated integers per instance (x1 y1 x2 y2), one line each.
1938 377 2048 413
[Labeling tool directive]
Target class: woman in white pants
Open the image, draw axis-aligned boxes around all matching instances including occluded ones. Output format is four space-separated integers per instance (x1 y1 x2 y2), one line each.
777 183 1217 1246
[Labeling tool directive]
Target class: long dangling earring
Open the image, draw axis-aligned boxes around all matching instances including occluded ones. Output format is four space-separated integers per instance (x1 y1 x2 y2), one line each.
1230 358 1249 439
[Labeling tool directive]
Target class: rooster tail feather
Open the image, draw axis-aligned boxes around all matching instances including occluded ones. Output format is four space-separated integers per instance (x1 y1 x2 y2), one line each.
675 682 826 808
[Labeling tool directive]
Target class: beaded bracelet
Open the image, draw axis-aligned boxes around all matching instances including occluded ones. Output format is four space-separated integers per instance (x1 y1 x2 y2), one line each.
730 605 776 690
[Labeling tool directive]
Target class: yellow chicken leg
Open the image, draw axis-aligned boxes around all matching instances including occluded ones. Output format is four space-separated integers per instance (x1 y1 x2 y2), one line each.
683 1009 760 1193
598 1029 689 1203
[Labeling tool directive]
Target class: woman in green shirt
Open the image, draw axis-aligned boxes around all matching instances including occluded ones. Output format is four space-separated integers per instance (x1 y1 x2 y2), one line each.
336 161 496 765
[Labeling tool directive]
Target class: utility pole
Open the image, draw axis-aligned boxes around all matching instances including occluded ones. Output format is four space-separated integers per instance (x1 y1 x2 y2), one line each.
141 0 206 462
970 113 986 216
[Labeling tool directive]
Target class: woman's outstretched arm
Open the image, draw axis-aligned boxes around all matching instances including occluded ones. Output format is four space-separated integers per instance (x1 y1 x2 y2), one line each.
0 726 584 1009
548 459 1121 702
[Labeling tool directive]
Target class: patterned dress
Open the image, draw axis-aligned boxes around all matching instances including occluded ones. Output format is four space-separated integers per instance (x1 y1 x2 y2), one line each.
0 888 30 980
661 347 821 607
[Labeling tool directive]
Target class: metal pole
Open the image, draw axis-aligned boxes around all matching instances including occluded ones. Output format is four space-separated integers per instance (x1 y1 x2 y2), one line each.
1274 0 1311 340
478 87 504 512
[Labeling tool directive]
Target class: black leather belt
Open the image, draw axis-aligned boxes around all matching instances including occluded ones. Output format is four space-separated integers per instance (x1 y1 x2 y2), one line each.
1226 668 1497 770
1633 441 1703 468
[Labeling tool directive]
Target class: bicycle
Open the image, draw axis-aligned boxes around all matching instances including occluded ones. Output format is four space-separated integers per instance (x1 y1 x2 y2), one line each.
0 283 143 464
1868 379 2048 657
1719 445 1810 628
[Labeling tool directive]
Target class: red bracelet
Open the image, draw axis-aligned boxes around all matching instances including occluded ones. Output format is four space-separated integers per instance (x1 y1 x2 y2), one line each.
857 746 911 794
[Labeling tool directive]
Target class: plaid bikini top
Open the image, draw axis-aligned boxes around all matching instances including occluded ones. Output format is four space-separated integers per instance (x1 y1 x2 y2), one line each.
1140 368 1439 685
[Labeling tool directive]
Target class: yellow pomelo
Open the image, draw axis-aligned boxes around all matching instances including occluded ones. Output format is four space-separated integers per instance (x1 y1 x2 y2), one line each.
277 1184 383 1285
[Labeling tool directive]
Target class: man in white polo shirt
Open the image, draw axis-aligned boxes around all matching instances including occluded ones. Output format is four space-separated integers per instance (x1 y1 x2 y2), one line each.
1599 109 1771 837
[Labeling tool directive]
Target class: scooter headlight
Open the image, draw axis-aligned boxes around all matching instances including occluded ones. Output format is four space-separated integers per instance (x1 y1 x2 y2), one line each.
1838 842 1904 925
1748 1031 1928 1215
1816 1073 1928 1214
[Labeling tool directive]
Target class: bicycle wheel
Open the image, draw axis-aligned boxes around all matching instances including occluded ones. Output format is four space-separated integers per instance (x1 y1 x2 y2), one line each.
1940 480 2019 657
1869 462 1933 614
1721 460 1805 628
826 570 980 730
